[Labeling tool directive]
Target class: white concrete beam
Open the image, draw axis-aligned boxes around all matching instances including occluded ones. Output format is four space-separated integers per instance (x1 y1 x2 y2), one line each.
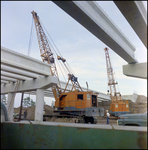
53 1 138 63
25 81 111 101
1 71 29 80
1 76 58 94
1 65 39 78
1 80 9 84
1 76 17 82
123 62 147 79
1 59 50 76
114 1 147 48
1 46 51 73
122 93 138 102
25 91 55 98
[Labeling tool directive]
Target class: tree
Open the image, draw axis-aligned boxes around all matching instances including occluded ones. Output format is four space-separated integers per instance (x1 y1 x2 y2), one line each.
23 97 46 107
30 99 35 106
1 95 7 106
23 97 35 107
51 100 55 107
23 97 30 107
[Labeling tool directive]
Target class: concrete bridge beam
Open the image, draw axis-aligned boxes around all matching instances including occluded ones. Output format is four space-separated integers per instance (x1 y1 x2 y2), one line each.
1 65 39 79
1 76 18 82
1 80 9 84
1 47 51 74
1 71 29 81
1 59 50 76
123 62 147 79
52 1 138 64
114 1 147 48
1 76 58 94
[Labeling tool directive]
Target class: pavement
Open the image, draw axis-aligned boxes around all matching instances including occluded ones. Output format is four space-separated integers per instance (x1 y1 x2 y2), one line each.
97 116 118 125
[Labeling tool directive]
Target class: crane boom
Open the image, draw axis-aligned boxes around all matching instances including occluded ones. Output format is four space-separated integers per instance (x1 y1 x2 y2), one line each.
31 11 83 98
104 47 120 103
31 11 62 100
104 47 130 116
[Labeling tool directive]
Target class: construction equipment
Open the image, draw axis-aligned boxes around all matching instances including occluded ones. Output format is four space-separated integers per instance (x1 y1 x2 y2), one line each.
31 11 102 124
104 47 130 116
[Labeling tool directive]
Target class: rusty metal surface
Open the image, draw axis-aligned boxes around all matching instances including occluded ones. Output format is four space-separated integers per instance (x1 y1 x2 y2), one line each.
1 121 147 149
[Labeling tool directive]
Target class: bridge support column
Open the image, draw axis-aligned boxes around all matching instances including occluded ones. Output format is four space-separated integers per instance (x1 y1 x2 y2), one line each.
35 89 44 122
7 92 14 121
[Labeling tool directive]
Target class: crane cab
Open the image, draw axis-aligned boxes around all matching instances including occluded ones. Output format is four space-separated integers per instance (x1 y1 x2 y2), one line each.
54 91 99 123
54 91 98 110
110 101 130 116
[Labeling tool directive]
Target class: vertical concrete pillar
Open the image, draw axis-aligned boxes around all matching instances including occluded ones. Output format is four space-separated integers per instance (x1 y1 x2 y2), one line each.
35 89 44 122
7 92 14 121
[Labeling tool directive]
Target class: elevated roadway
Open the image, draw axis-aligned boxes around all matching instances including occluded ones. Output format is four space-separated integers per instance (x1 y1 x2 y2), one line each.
1 47 110 101
114 1 147 48
1 47 110 121
1 46 58 121
52 1 137 64
52 1 147 79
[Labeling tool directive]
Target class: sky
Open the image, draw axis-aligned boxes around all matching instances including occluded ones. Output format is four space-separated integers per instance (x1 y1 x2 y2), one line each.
1 1 147 108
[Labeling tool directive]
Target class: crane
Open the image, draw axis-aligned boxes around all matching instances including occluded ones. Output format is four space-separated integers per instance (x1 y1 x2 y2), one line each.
104 47 130 116
31 11 82 101
31 11 101 124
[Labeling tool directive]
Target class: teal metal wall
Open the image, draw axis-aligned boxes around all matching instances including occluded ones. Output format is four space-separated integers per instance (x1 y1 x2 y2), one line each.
1 122 147 149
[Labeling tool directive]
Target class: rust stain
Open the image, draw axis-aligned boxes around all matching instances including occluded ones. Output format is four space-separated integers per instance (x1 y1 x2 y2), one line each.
137 136 147 149
19 124 24 129
138 131 145 136
137 132 147 149
77 127 89 131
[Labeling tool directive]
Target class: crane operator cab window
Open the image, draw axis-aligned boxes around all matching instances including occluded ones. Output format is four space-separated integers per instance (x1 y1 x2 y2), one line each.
77 94 83 100
92 95 97 107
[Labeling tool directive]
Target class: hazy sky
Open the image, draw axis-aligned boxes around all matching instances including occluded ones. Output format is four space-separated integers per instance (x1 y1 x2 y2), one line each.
1 1 147 107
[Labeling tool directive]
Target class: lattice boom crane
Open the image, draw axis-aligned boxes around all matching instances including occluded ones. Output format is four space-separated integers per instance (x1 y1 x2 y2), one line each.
104 47 130 116
31 10 102 124
31 11 62 101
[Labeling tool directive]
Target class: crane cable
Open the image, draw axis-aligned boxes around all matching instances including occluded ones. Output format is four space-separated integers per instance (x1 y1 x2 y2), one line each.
114 72 121 94
28 14 73 92
38 18 68 84
39 18 76 76
28 16 34 56
39 18 73 90
110 52 121 94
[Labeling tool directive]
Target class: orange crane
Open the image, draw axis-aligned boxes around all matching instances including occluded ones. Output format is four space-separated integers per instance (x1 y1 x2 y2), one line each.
31 11 101 123
104 47 130 116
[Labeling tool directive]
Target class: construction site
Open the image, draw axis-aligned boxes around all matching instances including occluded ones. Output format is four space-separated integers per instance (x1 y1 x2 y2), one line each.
13 95 147 123
1 1 147 149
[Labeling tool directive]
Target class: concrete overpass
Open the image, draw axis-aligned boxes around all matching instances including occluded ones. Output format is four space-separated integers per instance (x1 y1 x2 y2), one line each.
52 1 147 79
1 46 58 121
114 1 147 48
24 82 111 102
1 47 111 100
1 1 147 121
1 46 111 121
